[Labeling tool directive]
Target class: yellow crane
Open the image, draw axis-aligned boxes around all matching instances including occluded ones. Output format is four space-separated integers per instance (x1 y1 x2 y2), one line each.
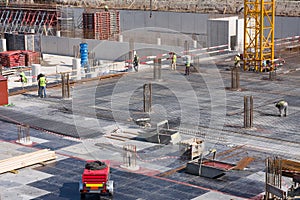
243 0 275 72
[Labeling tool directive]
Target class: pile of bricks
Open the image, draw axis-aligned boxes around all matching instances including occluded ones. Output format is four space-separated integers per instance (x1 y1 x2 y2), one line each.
0 50 40 68
0 51 25 68
22 51 40 66
83 11 120 40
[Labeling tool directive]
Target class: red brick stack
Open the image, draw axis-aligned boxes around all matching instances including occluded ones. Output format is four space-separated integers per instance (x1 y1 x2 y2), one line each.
0 50 40 68
83 11 120 40
22 51 40 66
0 51 25 68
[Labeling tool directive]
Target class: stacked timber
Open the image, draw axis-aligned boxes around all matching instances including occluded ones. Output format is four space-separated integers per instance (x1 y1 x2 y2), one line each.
22 50 40 66
83 11 120 40
0 50 40 68
0 149 56 174
0 51 25 68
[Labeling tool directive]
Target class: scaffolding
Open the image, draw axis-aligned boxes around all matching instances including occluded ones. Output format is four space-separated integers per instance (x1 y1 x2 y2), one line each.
83 10 120 40
0 7 57 35
243 0 275 72
56 6 75 37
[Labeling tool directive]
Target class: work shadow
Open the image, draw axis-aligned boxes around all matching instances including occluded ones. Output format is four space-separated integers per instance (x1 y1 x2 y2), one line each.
224 124 244 129
257 111 279 117
22 93 39 98
59 182 80 199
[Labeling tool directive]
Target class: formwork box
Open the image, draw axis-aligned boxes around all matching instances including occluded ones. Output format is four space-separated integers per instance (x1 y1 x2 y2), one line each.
0 75 8 106
83 11 120 40
207 16 238 49
186 159 235 179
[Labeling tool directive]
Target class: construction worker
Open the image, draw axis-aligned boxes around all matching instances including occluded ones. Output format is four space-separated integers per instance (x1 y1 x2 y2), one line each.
104 5 109 12
275 100 288 117
234 54 241 68
133 54 139 72
39 75 47 98
37 73 44 97
185 55 191 75
171 53 177 70
19 71 27 87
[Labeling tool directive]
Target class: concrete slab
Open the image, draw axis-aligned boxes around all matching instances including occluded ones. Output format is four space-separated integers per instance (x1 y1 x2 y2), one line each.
191 191 246 200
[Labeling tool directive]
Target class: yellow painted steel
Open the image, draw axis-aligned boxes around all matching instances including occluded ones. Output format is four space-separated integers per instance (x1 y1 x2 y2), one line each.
244 0 275 72
86 183 104 187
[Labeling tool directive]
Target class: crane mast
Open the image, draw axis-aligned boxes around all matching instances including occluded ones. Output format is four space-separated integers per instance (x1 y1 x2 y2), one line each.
244 0 275 72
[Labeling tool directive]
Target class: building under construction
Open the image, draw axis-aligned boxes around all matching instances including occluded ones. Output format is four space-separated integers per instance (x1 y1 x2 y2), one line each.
0 1 299 200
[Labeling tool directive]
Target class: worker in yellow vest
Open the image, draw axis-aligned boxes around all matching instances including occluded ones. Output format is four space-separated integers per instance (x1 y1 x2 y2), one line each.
185 55 191 75
275 100 288 117
19 71 27 87
171 53 177 70
38 75 47 98
234 54 241 68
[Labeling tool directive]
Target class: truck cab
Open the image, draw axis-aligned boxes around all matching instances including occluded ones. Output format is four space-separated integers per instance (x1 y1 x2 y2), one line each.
79 160 114 199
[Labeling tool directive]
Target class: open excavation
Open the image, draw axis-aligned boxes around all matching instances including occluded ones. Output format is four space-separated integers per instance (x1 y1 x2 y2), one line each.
0 1 299 200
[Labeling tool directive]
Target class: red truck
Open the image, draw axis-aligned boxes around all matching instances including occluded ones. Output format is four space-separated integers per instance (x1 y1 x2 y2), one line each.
79 160 114 199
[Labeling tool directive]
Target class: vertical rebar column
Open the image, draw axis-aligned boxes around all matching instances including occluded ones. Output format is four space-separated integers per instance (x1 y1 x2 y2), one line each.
269 70 276 81
157 58 161 80
67 73 70 98
61 73 65 98
250 96 253 128
231 68 236 89
17 124 30 144
153 58 161 81
129 39 134 71
236 67 240 89
265 158 270 199
184 40 189 55
231 67 240 90
150 0 152 18
244 96 248 128
123 144 137 169
143 83 152 113
244 96 253 128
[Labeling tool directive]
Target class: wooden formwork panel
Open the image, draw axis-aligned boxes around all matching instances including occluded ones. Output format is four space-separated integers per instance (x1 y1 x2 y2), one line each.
82 11 120 40
0 149 56 174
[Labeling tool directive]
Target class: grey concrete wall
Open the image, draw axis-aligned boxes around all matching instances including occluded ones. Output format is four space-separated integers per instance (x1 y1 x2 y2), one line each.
120 10 208 35
41 36 185 61
207 20 229 47
275 16 300 39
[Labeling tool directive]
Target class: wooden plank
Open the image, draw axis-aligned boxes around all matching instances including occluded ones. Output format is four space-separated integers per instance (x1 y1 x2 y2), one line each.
233 157 255 170
0 149 50 163
266 183 286 198
0 149 56 174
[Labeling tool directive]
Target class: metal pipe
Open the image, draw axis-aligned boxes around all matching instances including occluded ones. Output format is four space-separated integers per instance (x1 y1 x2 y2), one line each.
244 96 247 128
149 83 152 112
231 68 235 89
143 84 146 112
150 0 152 18
67 73 70 98
61 73 65 98
236 67 240 89
158 58 161 80
250 96 253 128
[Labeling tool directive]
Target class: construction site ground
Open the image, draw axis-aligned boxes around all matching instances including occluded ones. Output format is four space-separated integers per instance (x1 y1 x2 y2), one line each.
0 51 300 200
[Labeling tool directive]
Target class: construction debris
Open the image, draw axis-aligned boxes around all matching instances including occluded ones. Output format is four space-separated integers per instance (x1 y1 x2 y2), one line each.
0 149 56 174
179 138 204 160
233 157 255 170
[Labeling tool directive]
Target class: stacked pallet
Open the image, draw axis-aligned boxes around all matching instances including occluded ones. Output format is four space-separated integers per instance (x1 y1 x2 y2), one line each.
0 50 40 68
83 11 120 40
0 149 56 174
0 50 25 68
22 50 40 66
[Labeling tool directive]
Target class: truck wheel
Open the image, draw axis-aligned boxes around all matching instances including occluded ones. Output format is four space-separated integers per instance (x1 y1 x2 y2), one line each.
80 193 85 200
